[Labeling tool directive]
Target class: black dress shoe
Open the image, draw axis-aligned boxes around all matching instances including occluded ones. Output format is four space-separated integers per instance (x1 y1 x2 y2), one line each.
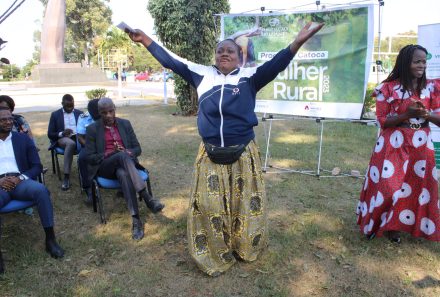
132 218 144 240
84 188 93 206
147 199 165 213
140 191 164 213
61 179 70 191
45 239 65 258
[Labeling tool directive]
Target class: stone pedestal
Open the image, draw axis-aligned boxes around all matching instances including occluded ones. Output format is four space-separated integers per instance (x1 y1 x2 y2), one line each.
31 63 109 86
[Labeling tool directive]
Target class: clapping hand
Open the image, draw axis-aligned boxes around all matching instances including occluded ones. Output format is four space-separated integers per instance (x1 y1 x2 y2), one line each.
114 141 124 152
406 100 429 119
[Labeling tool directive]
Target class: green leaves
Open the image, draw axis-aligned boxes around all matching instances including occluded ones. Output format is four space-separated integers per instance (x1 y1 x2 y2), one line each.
148 0 230 115
64 0 112 63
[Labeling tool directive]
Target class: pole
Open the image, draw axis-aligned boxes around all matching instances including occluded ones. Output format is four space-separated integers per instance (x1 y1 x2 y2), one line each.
118 61 122 100
376 0 384 84
163 68 168 105
316 119 324 177
263 116 273 172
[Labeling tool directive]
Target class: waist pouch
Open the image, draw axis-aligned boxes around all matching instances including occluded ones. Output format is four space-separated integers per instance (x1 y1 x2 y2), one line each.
204 142 246 165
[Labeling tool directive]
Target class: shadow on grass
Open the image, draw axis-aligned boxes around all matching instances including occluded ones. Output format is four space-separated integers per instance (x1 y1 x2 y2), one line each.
1 106 440 297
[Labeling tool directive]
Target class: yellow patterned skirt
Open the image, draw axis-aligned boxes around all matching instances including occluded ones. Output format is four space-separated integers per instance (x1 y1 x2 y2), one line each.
187 140 267 276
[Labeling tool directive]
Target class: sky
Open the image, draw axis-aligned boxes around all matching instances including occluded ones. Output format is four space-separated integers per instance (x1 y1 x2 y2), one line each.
0 0 439 67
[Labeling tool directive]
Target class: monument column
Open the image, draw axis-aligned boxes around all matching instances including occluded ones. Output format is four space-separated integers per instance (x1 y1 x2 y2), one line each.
40 0 66 64
33 0 108 85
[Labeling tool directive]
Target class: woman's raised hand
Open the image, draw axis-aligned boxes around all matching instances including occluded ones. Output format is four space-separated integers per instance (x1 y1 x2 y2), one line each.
127 29 153 47
128 29 145 42
290 22 324 54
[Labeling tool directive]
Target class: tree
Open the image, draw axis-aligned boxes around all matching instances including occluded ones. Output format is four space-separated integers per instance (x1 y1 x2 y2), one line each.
131 44 162 73
1 64 21 81
374 31 417 69
66 0 112 65
148 0 230 115
93 26 162 74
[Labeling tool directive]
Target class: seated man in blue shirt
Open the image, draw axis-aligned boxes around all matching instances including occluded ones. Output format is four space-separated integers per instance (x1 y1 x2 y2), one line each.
0 107 64 273
76 99 100 204
47 94 83 190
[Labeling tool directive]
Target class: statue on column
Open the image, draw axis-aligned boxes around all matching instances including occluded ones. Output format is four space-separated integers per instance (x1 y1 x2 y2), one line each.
40 0 66 64
35 0 107 84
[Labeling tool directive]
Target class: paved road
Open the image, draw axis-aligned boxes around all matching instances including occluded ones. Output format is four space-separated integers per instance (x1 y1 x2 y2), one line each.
0 81 175 113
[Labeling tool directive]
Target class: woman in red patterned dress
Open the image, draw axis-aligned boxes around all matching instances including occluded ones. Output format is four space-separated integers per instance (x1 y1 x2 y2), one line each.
358 44 440 243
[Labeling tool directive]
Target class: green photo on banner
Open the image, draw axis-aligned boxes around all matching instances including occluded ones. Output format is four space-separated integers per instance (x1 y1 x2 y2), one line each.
221 5 374 119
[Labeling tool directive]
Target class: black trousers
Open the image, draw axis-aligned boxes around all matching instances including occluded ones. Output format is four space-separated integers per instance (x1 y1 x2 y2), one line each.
97 152 145 216
78 148 89 189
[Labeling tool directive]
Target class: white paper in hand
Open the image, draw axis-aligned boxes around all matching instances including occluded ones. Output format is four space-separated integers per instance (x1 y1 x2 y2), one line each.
117 22 134 34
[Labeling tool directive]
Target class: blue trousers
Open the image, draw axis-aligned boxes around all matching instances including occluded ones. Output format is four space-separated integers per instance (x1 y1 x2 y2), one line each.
0 179 54 228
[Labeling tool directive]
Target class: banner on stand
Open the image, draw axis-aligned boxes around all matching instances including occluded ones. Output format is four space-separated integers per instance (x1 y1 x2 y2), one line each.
221 5 374 119
418 23 440 141
418 23 440 79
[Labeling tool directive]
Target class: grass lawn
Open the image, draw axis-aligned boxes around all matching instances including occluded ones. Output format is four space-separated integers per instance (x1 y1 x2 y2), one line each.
1 104 440 297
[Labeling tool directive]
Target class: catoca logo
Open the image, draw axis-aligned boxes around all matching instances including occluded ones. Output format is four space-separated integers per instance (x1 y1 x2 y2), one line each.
232 87 240 95
269 18 280 27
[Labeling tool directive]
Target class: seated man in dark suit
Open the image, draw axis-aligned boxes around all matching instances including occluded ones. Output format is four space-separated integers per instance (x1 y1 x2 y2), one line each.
85 98 164 240
0 107 64 265
47 94 83 190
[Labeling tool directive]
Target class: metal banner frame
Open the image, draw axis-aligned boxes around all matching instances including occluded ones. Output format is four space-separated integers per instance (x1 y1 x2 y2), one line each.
261 114 375 178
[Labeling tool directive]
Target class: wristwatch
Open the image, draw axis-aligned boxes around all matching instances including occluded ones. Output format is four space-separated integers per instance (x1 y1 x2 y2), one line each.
18 174 25 181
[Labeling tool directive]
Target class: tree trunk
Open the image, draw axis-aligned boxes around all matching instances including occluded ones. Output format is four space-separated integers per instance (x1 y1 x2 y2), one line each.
190 86 198 115
83 43 89 66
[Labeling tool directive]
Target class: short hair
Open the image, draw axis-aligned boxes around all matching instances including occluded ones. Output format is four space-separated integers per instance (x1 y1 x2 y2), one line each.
98 97 115 111
87 99 101 121
0 95 15 111
216 39 243 62
384 44 428 95
62 94 74 102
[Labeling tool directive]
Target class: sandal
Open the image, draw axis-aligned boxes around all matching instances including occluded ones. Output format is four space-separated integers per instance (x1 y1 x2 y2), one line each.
366 233 376 240
386 231 401 244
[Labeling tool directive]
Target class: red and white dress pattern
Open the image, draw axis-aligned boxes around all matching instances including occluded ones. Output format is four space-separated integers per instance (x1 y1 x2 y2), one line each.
357 79 440 241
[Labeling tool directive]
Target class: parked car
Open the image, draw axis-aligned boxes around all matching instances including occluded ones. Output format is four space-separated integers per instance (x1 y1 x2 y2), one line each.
134 72 151 82
165 72 174 81
151 72 163 82
151 71 174 82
